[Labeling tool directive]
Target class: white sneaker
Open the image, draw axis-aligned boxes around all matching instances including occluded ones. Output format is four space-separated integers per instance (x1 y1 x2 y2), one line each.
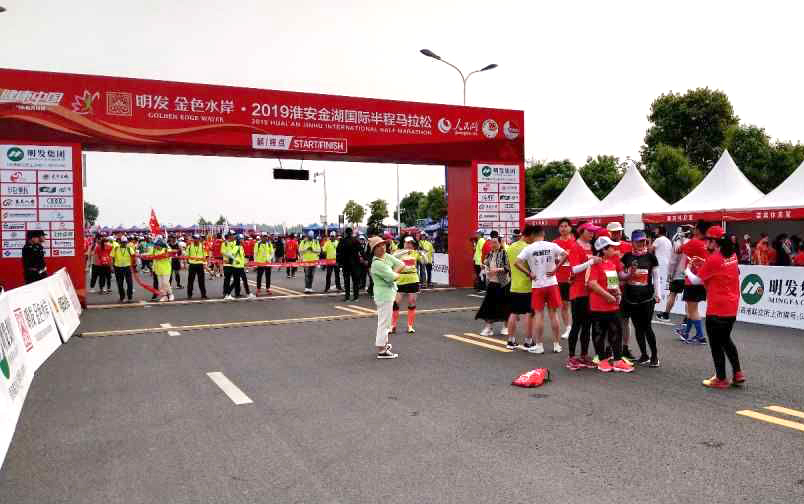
501 327 509 336
304 288 312 293
479 325 493 337
158 296 168 302
553 342 562 353
224 294 234 300
377 344 398 359
407 326 415 334
247 293 256 299
560 327 571 339
528 343 544 354
168 294 175 301
89 288 97 294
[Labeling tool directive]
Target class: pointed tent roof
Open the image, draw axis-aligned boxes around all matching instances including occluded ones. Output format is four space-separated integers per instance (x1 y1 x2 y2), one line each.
663 150 763 213
742 160 804 209
585 162 669 217
525 170 600 221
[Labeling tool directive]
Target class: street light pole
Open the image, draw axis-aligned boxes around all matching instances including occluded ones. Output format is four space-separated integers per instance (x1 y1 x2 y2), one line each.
313 169 328 233
419 49 498 106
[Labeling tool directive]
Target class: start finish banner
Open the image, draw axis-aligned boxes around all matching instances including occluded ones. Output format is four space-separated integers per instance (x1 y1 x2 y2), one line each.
0 68 524 165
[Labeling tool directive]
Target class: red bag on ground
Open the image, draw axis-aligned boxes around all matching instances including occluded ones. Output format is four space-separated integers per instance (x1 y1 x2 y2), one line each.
512 368 550 388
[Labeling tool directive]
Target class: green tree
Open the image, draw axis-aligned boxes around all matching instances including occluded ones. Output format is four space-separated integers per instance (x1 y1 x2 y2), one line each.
397 191 425 226
366 199 389 233
524 160 574 209
641 88 738 172
725 124 804 193
83 201 99 226
644 144 703 203
342 200 366 227
419 186 447 221
214 215 227 226
197 216 212 226
580 155 623 199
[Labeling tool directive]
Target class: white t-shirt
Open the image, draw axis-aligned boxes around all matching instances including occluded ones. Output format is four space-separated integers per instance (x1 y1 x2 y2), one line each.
517 240 566 288
653 235 672 267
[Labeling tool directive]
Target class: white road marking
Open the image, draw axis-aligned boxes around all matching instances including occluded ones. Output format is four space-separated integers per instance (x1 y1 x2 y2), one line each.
652 320 675 326
206 372 254 405
160 323 181 337
468 294 485 298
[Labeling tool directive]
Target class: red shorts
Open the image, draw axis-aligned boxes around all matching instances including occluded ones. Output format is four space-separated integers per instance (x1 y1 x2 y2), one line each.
531 285 562 311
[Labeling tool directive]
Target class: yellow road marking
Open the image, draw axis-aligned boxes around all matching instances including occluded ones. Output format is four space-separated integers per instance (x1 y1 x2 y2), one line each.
272 285 304 295
764 405 804 420
444 334 512 353
345 305 377 315
736 410 804 433
80 306 479 337
334 305 369 316
463 332 507 346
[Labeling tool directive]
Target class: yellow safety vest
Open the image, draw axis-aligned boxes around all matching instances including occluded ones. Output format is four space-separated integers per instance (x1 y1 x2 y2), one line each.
255 241 274 263
112 244 134 268
419 240 434 264
221 240 237 266
187 243 207 265
473 238 486 265
300 239 321 262
152 247 172 276
232 245 246 268
322 239 337 260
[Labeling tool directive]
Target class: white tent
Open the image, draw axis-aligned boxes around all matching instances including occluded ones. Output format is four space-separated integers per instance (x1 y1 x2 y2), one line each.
525 170 600 222
742 160 804 209
584 162 669 217
659 150 763 215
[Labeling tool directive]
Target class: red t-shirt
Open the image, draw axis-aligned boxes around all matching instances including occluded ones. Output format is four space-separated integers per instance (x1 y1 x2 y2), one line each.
243 239 255 257
482 240 493 262
615 241 632 256
767 248 778 265
793 252 804 266
568 240 594 299
696 252 740 317
212 239 223 258
285 239 299 259
589 259 622 312
554 237 576 283
95 243 112 266
681 239 708 285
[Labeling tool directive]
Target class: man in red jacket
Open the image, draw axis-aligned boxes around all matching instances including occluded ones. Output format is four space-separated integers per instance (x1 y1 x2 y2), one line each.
285 234 299 278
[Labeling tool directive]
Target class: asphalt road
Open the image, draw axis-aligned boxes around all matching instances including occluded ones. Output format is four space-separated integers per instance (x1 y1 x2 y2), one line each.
2 285 803 503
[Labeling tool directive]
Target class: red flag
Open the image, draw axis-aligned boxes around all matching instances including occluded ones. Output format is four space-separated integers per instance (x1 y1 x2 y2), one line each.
149 209 161 236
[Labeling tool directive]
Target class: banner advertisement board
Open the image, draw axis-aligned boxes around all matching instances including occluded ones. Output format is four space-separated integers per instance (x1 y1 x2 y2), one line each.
6 280 62 372
432 253 449 285
46 269 81 342
475 162 523 238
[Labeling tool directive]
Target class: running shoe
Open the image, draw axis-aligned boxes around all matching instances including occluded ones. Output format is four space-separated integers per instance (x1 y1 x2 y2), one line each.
597 359 613 372
265 289 272 295
479 326 494 337
529 343 545 354
304 288 312 294
702 376 730 389
592 355 600 364
168 294 175 301
505 340 518 350
224 294 234 300
635 355 651 366
649 356 661 368
518 341 534 352
377 345 398 359
578 355 597 369
247 293 256 299
560 327 570 339
553 342 562 353
565 357 582 371
686 336 707 345
732 371 746 385
675 327 690 341
158 296 168 302
622 347 636 361
612 359 634 373
500 327 509 336
407 326 415 334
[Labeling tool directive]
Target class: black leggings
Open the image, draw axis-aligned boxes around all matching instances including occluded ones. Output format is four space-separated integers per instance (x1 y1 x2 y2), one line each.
706 316 741 380
627 301 658 359
592 311 623 360
568 297 592 357
256 266 272 289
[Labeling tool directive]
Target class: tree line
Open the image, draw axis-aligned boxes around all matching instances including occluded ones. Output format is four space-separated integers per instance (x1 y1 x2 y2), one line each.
526 88 804 209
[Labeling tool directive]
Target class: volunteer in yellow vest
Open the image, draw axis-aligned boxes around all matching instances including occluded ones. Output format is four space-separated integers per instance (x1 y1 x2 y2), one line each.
473 229 486 291
323 231 342 293
505 228 536 349
186 233 208 300
255 232 275 296
111 235 135 303
391 236 423 334
300 230 322 293
229 233 255 300
151 237 174 302
221 230 238 299
418 232 435 288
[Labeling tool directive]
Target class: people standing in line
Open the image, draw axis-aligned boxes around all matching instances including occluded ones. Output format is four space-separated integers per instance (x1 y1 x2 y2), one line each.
505 229 535 350
621 230 661 367
151 238 174 302
514 225 568 354
299 231 321 293
336 227 363 302
553 218 576 340
221 231 238 299
476 234 511 337
391 236 423 334
22 230 48 284
186 234 208 300
678 223 709 344
254 232 274 296
168 234 184 289
233 234 255 299
684 226 745 388
564 222 603 371
473 229 486 292
322 231 342 293
111 235 135 303
587 236 634 373
369 236 404 359
418 232 435 288
285 233 299 278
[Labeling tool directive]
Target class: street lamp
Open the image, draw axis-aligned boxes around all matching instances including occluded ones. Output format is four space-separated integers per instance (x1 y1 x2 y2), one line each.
313 169 328 234
419 48 498 105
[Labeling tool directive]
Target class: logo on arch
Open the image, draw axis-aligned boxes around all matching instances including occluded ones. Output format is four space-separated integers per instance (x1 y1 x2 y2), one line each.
503 120 520 140
437 118 452 134
7 147 24 162
481 165 492 177
741 274 764 305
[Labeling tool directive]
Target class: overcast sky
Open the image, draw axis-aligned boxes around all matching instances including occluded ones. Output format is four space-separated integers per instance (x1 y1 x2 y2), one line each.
2 0 802 227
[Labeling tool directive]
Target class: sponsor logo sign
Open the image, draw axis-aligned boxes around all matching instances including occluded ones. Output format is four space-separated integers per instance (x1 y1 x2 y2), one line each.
2 197 36 209
0 170 36 183
38 196 74 209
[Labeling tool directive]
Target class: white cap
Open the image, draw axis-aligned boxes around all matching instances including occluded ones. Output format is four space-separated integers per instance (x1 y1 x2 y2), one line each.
606 222 624 232
307 230 315 238
329 231 336 237
404 236 415 242
595 236 621 251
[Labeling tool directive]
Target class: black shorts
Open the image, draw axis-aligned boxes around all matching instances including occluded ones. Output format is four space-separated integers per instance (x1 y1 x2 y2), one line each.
669 279 685 294
559 283 570 302
683 284 707 302
397 282 420 294
509 292 534 315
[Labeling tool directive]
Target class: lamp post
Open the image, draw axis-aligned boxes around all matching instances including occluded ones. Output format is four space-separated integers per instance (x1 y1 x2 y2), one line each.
419 49 497 106
313 169 328 233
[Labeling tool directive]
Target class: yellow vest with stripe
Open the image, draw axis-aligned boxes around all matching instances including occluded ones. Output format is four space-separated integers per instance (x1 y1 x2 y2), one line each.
186 242 207 265
112 243 135 268
255 241 274 263
300 238 321 262
473 238 486 265
232 244 246 268
322 239 337 260
152 247 172 276
221 240 237 266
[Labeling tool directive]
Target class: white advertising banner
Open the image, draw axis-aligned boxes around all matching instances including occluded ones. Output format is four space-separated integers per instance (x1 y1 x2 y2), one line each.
0 292 34 471
432 253 449 285
476 163 520 236
46 269 81 342
7 280 63 372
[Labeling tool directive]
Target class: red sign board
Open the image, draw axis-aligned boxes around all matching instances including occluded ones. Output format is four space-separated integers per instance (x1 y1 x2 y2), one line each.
0 68 524 165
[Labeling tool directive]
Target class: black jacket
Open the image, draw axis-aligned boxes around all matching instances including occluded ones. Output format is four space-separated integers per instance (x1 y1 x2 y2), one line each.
336 236 363 270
